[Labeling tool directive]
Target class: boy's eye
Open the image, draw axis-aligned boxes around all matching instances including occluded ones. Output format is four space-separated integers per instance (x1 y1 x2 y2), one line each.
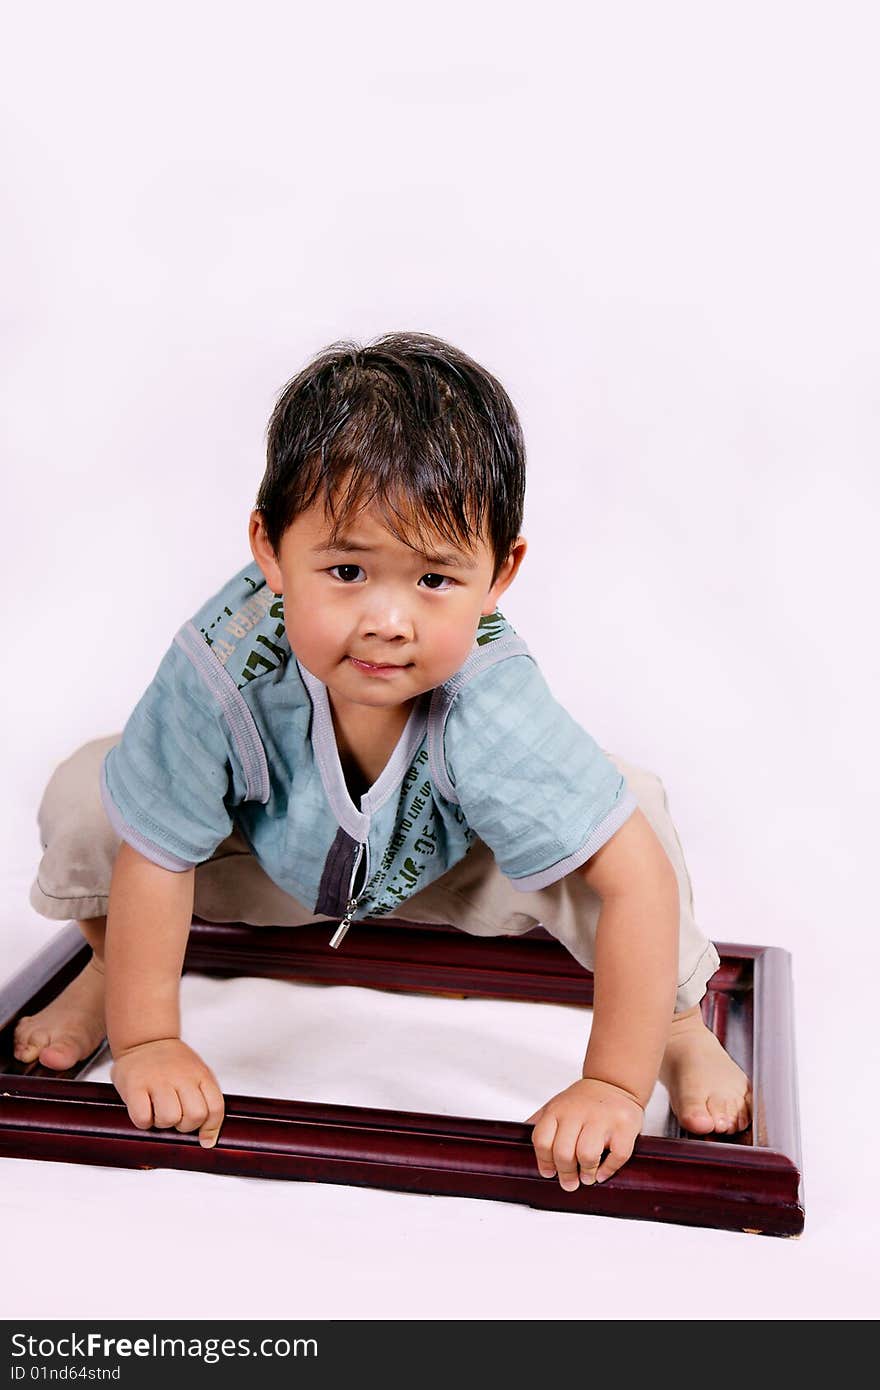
328 564 366 583
419 573 455 591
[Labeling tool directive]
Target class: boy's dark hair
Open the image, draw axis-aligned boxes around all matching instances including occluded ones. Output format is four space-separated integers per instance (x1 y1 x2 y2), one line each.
255 330 526 583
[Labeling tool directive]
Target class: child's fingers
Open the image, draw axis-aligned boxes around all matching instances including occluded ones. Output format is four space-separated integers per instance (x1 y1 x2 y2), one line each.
593 1129 636 1184
150 1083 184 1129
124 1087 155 1132
197 1078 225 1149
173 1082 212 1135
553 1118 588 1190
530 1113 559 1178
571 1123 609 1187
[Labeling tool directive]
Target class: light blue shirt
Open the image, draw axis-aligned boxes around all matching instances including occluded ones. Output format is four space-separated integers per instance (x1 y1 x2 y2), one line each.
100 562 637 930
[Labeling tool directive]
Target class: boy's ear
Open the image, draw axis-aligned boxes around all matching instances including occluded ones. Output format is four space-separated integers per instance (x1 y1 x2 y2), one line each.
482 535 527 615
248 510 284 596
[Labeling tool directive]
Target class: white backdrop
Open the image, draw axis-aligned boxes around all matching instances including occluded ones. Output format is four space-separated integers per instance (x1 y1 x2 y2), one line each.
1 0 877 1321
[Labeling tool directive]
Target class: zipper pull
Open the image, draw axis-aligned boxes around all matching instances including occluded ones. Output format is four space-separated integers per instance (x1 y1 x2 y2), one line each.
329 896 359 950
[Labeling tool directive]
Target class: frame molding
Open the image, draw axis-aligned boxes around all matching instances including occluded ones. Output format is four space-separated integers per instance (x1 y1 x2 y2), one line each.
0 919 804 1237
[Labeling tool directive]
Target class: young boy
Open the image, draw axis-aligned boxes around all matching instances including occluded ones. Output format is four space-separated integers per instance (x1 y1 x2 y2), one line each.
19 331 751 1191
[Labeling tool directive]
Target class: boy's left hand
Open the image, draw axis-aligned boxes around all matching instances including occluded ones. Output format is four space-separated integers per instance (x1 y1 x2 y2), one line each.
525 1077 645 1190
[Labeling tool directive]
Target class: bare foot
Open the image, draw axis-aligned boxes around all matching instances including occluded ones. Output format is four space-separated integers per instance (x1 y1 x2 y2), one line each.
13 956 107 1070
658 1003 752 1135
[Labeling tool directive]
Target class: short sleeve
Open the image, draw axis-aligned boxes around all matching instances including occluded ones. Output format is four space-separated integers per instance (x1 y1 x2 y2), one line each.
100 635 237 871
442 655 638 890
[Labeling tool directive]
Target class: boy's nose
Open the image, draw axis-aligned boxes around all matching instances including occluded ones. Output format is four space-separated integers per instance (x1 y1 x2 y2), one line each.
358 599 414 643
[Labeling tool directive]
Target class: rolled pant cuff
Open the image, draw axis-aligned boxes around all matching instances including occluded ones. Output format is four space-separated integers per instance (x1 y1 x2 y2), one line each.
29 877 108 923
674 940 722 1013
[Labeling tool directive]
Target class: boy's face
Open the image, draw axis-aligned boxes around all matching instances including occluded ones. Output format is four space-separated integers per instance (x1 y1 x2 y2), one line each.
248 492 526 719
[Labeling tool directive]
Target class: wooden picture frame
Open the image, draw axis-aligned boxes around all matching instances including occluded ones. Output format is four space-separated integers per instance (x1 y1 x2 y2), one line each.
0 918 804 1237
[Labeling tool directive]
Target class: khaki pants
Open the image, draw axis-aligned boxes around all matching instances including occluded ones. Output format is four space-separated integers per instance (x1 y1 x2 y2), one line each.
29 734 722 1013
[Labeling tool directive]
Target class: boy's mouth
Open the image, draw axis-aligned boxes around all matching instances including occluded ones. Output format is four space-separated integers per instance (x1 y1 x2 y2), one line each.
348 656 412 676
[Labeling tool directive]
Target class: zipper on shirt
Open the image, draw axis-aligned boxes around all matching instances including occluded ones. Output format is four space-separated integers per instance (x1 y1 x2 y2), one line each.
328 839 369 949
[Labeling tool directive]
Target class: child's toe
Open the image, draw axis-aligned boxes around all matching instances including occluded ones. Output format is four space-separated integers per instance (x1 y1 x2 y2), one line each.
678 1097 715 1134
37 1035 82 1070
708 1094 737 1131
14 1024 48 1062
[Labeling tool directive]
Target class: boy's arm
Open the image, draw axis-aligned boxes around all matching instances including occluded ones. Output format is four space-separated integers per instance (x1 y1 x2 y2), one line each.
526 807 679 1190
577 807 679 1107
104 840 194 1055
104 841 225 1148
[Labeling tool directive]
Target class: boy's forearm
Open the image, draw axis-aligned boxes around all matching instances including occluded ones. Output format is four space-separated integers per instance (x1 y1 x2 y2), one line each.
581 877 680 1109
104 841 195 1058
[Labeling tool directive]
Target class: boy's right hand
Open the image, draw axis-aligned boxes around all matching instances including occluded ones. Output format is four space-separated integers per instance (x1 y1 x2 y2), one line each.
110 1038 225 1149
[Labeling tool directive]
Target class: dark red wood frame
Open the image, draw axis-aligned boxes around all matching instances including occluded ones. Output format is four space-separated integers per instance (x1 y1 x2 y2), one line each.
0 918 804 1237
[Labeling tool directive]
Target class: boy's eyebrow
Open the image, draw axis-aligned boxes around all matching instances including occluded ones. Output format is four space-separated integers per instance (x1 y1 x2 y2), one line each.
311 538 479 570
